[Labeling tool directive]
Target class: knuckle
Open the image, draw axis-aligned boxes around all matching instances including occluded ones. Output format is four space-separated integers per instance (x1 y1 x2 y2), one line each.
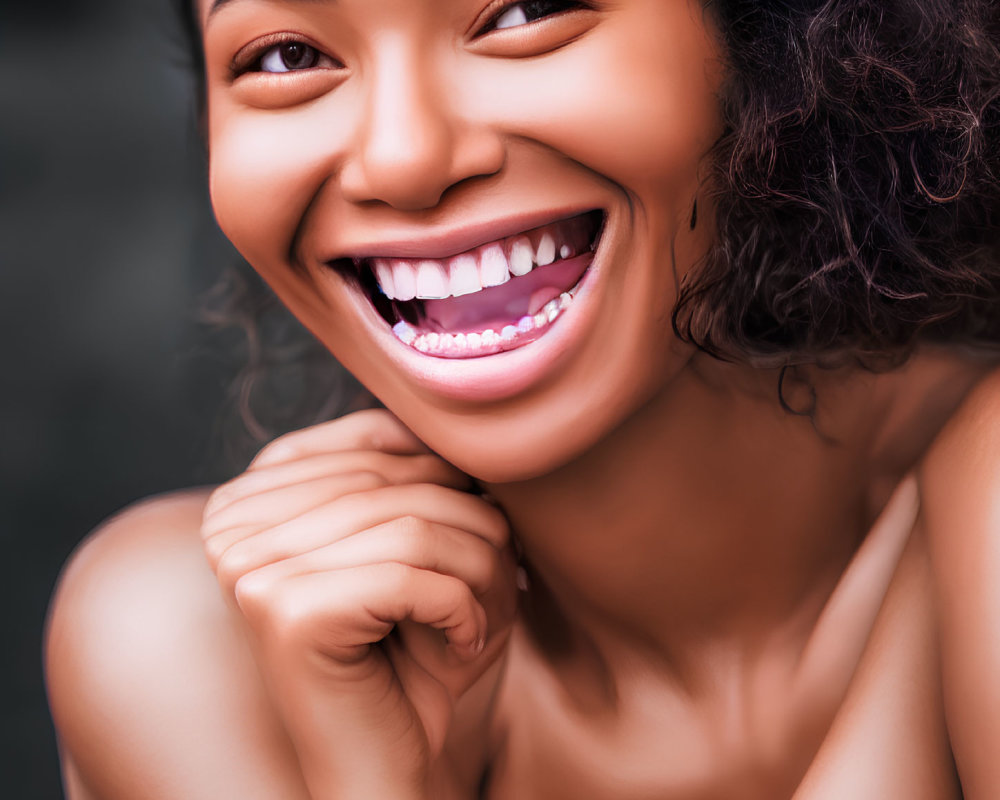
393 524 436 565
390 518 439 562
232 570 273 616
378 560 415 595
216 545 256 590
235 573 303 640
395 514 433 538
268 601 310 646
202 534 228 568
441 574 474 607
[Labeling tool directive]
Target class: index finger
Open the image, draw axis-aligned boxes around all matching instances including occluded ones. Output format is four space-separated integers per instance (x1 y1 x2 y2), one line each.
250 409 431 470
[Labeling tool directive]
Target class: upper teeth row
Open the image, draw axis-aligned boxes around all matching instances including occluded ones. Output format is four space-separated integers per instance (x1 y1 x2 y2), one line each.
369 219 590 302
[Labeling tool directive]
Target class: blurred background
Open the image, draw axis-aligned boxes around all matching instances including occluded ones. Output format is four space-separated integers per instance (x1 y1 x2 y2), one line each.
0 1 318 795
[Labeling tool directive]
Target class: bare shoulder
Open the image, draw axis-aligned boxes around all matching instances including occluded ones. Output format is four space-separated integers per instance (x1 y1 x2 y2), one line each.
46 490 309 800
918 365 1000 552
48 490 220 643
917 366 1000 800
920 365 1000 479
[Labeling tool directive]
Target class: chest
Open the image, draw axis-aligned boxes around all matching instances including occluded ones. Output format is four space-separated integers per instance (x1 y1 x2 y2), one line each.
482 635 816 800
478 520 961 800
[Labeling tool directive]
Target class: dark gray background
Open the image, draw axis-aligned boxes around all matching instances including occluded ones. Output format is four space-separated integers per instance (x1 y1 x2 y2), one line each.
3 1 262 795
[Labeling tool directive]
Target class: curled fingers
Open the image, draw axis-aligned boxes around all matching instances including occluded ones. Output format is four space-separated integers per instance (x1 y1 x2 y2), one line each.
204 450 470 523
234 562 488 663
204 483 509 581
216 516 504 602
249 409 430 470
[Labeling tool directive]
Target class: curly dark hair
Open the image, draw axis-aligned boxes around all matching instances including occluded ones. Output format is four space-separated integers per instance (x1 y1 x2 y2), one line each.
173 0 1000 396
679 0 1000 366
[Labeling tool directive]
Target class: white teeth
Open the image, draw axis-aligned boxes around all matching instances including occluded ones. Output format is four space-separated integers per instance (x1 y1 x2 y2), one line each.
496 5 528 28
415 260 449 299
449 254 480 297
535 233 556 266
374 259 396 299
372 215 595 305
509 236 534 276
479 244 510 288
391 291 575 353
392 259 417 301
392 320 416 344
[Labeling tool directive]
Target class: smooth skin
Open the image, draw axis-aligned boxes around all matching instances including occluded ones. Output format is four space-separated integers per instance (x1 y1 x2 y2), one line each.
46 0 1000 797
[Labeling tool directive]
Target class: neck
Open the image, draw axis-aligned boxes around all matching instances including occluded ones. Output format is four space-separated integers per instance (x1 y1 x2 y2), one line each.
483 350 983 685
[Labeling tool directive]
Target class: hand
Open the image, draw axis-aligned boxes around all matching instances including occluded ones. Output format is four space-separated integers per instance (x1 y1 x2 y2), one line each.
200 409 518 799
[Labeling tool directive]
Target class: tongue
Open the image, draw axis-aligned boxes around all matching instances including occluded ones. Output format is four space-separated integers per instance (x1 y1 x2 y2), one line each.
415 252 590 334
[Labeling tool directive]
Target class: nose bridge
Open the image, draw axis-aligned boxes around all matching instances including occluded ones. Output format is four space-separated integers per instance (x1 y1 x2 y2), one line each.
345 39 461 209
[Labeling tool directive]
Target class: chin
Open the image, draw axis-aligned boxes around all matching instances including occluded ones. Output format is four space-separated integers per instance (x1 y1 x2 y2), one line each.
385 347 686 486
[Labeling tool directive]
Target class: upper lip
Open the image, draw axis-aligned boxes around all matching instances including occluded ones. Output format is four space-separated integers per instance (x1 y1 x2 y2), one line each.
325 207 602 264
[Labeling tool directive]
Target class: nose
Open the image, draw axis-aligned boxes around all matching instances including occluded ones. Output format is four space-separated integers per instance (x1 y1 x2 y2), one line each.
339 47 504 210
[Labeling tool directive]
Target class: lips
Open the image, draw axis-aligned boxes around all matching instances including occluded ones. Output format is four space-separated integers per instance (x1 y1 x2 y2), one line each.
341 210 603 359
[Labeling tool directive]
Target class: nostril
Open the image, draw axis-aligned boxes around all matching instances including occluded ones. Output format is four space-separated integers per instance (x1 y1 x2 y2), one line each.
339 157 454 210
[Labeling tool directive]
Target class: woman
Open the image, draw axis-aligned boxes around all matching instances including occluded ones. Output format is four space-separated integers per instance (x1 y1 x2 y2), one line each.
46 0 1000 797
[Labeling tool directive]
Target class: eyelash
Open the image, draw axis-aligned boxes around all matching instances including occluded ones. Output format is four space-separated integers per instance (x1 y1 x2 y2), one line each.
476 0 590 36
231 0 591 78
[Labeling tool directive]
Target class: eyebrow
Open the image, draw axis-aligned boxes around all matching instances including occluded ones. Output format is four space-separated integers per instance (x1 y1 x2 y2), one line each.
208 0 336 21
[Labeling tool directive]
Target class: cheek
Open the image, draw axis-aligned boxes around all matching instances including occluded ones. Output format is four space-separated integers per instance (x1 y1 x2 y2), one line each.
207 98 351 273
466 8 722 199
207 98 365 326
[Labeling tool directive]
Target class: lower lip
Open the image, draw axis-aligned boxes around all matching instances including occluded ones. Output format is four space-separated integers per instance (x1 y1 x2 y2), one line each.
347 247 604 403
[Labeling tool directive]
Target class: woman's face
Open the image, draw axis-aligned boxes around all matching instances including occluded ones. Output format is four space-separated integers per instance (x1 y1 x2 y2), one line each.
200 0 723 481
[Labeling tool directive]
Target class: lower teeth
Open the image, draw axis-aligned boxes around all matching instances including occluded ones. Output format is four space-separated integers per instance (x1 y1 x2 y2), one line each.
392 291 573 356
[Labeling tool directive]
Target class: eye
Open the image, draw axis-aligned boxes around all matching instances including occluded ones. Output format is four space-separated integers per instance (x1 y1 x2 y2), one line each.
231 36 342 79
479 1 588 35
259 41 321 73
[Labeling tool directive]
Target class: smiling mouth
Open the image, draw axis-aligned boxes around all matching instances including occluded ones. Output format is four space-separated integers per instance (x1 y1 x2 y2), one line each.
340 210 604 358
